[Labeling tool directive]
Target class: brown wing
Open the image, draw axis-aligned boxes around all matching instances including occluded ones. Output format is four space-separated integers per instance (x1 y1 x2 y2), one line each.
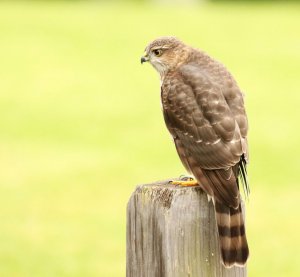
221 71 249 162
162 64 247 208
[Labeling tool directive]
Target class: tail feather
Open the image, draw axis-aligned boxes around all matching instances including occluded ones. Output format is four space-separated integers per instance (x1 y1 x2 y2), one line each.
215 201 249 267
238 155 250 199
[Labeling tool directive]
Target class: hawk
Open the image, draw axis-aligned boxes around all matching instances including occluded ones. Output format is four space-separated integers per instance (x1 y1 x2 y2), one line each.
141 37 249 267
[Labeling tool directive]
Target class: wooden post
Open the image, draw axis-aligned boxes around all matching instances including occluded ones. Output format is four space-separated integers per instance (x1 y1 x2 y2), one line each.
127 180 247 277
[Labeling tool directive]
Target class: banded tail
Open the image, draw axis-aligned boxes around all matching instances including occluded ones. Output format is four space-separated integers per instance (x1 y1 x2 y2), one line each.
215 201 249 267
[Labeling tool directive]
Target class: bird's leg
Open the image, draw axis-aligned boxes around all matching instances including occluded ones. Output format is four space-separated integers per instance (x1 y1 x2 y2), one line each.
169 175 198 187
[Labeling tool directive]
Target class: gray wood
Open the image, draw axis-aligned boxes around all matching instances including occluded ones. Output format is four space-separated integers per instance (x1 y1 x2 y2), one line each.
126 180 247 277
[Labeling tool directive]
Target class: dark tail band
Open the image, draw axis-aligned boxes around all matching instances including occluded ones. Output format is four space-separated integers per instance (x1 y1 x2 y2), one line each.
215 201 249 267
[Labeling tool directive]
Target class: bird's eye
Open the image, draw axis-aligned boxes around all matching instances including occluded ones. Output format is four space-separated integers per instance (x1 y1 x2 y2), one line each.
153 49 162 57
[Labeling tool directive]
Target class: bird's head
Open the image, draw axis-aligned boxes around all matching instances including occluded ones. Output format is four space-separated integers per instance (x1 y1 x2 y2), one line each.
141 36 188 77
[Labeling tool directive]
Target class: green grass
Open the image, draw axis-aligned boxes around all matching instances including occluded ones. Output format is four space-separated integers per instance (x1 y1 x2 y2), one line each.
0 1 299 276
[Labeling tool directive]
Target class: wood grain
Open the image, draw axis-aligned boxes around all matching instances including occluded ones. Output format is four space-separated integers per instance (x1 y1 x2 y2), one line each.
126 180 247 277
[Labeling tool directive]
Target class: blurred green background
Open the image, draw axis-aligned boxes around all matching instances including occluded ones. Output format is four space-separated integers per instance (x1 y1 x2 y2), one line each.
0 1 299 276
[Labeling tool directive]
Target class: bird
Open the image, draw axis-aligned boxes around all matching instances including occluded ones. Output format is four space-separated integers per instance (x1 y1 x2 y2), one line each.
141 36 249 268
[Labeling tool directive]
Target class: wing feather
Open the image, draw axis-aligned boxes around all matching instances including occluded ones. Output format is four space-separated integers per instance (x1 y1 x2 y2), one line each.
162 64 248 207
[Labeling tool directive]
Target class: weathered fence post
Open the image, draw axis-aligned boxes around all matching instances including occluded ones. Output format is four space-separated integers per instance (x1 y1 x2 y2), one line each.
126 180 247 277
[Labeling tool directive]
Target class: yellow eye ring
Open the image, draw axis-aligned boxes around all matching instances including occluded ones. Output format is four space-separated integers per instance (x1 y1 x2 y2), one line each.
153 49 162 57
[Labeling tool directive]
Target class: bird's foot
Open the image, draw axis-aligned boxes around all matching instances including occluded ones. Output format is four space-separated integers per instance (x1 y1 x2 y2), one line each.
169 175 198 187
171 180 198 186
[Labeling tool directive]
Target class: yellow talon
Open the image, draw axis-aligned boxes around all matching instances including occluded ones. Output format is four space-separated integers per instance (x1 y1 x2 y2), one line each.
170 180 198 187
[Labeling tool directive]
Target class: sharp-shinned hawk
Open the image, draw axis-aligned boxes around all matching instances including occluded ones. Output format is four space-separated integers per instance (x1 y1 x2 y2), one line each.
141 36 249 267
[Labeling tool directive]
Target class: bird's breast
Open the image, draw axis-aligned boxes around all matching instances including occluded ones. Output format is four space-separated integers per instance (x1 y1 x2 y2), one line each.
160 83 170 110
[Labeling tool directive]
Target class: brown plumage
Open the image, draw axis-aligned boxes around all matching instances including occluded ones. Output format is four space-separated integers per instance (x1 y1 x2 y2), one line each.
141 36 249 267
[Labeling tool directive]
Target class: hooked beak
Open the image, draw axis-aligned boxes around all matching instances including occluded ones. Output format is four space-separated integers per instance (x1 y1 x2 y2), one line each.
141 57 147 64
141 53 149 64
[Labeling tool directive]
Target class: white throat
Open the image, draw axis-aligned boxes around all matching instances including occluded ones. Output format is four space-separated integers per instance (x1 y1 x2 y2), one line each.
151 60 168 82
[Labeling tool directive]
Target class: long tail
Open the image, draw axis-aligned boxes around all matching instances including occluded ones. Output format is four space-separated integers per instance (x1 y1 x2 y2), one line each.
215 201 249 267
